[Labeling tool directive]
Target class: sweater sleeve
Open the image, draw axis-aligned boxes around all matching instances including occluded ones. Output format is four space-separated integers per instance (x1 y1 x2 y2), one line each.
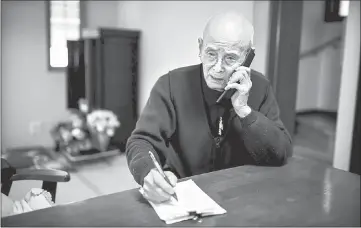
232 83 292 166
126 74 177 186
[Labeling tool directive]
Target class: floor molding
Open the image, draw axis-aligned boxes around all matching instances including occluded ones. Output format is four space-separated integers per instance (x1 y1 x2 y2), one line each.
294 109 337 135
296 109 337 120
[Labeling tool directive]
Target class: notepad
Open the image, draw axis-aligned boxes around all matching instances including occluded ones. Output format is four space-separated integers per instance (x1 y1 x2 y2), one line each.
139 179 227 224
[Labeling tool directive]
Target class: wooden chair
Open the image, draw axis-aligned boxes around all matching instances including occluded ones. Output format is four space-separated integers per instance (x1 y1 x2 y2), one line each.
1 158 70 202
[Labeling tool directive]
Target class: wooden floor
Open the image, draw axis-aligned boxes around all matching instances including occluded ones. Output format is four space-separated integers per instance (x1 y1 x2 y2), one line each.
293 113 336 165
8 114 336 206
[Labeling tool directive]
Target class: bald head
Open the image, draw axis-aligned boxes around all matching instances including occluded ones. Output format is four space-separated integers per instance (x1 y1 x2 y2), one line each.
202 11 254 47
198 12 255 92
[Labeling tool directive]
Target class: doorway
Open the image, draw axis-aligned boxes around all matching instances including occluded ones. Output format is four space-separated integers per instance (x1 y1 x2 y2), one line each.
267 0 350 166
293 1 345 165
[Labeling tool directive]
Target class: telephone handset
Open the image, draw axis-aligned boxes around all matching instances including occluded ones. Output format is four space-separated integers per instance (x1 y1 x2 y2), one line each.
216 47 255 104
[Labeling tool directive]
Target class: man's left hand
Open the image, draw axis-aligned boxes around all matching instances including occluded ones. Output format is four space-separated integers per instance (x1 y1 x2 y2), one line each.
224 66 252 118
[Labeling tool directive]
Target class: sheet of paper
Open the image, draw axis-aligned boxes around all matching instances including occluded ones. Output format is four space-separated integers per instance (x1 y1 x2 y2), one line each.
140 179 226 224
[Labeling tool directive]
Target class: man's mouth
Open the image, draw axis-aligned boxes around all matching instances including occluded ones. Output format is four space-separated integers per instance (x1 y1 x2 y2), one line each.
209 75 224 82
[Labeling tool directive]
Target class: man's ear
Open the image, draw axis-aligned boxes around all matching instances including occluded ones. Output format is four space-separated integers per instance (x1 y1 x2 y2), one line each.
198 38 203 55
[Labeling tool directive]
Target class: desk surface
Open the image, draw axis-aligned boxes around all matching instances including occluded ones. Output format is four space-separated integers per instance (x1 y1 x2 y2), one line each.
2 156 360 227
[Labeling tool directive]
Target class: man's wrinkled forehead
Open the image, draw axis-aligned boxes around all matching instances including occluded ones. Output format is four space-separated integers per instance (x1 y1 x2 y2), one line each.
203 40 249 54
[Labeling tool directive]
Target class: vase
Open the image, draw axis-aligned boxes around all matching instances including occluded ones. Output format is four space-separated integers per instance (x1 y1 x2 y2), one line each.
97 132 110 151
89 128 110 152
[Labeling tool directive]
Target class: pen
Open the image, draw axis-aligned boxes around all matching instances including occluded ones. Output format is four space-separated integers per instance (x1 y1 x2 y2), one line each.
148 151 178 201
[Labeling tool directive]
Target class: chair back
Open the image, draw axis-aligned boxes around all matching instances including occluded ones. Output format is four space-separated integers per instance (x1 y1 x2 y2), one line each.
1 158 16 195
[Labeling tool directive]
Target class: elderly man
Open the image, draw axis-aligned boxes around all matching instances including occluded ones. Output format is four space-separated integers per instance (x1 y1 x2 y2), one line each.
126 11 292 203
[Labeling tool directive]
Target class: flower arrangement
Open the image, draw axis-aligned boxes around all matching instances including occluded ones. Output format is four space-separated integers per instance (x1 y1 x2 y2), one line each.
87 110 120 137
87 109 120 151
51 98 121 154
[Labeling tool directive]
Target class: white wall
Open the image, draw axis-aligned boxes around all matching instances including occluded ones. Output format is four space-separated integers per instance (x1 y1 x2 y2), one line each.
333 0 360 171
296 1 344 112
83 1 119 29
1 1 119 149
2 1 68 149
316 12 344 111
118 1 258 113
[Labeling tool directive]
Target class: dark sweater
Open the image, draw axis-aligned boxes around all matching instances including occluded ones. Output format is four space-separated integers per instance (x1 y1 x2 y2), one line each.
126 64 292 185
200 66 233 137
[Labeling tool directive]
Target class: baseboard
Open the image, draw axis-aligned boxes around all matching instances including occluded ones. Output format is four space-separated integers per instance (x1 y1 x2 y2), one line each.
296 109 337 120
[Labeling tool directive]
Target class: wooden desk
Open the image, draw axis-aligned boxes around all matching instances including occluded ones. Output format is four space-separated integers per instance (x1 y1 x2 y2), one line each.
2 156 360 227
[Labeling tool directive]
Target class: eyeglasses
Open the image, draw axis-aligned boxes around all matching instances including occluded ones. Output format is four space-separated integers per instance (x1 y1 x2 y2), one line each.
201 49 249 67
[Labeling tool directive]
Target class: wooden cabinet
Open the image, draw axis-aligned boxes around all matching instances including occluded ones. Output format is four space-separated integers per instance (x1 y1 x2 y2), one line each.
67 28 140 151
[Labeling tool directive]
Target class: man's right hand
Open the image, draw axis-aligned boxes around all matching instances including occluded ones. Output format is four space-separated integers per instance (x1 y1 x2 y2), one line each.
142 169 178 203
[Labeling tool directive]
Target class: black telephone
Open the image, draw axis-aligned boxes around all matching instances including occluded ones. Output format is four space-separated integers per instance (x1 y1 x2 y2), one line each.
216 47 255 103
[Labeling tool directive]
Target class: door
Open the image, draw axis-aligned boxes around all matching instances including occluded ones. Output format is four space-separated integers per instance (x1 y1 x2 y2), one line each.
267 1 303 145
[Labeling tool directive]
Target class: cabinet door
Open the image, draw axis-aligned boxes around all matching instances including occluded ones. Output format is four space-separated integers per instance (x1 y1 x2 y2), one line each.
101 36 138 145
84 39 102 109
67 40 85 109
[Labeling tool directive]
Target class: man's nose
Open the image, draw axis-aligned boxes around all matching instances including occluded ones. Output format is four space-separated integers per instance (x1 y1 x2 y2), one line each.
212 58 224 74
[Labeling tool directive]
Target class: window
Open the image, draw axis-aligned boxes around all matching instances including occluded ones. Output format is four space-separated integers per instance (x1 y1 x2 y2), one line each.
339 0 350 17
47 1 81 69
